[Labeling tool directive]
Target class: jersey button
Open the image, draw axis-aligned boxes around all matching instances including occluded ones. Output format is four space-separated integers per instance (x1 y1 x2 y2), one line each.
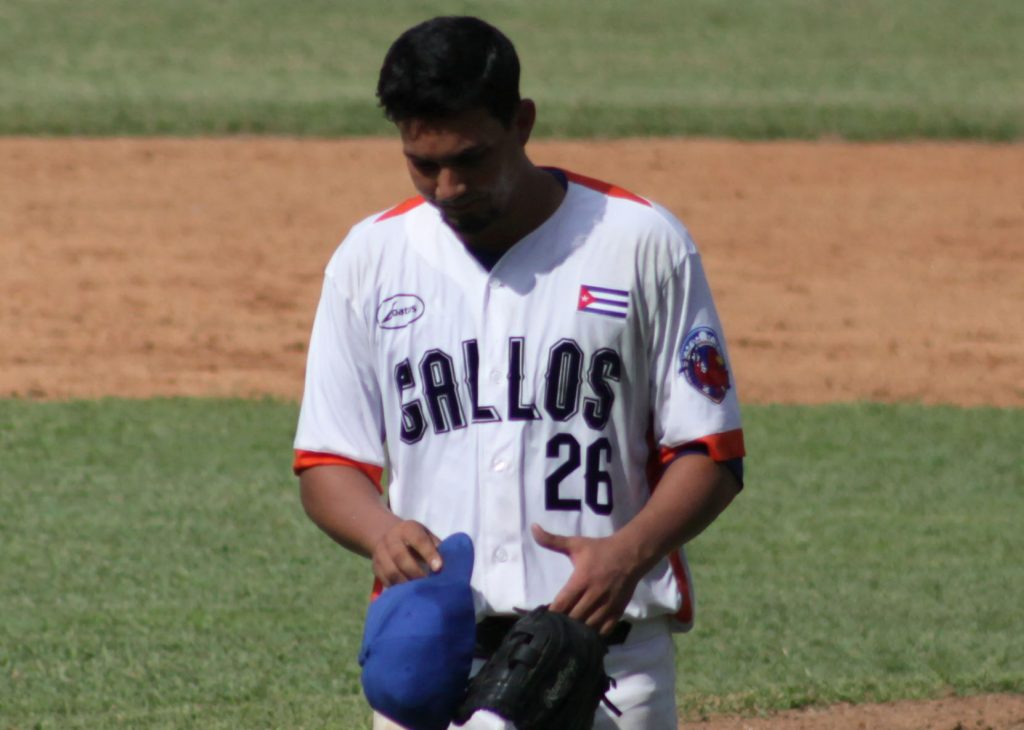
489 280 504 289
494 548 508 562
489 370 502 384
492 459 508 472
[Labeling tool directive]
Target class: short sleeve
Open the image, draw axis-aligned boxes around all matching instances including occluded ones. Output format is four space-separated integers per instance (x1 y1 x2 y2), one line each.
648 241 744 458
293 269 386 467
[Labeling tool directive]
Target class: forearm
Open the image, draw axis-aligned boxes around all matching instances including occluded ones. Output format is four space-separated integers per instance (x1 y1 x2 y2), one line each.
299 465 400 558
612 452 740 576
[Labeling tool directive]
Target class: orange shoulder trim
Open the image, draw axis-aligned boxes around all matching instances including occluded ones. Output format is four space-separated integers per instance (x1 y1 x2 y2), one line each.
563 170 651 207
660 428 746 463
375 196 426 222
292 450 384 493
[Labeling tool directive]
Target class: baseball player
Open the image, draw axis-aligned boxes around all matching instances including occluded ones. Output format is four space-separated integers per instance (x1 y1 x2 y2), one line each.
294 16 745 730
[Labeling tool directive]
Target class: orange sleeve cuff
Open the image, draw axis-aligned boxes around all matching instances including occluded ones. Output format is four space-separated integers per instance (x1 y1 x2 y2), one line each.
370 577 384 602
292 450 384 493
660 428 746 463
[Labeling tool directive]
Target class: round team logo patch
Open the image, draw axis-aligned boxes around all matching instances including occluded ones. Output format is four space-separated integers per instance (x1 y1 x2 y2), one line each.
679 327 731 403
377 294 425 330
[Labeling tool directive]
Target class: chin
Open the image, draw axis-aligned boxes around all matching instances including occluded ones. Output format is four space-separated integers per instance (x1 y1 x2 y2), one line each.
443 209 498 236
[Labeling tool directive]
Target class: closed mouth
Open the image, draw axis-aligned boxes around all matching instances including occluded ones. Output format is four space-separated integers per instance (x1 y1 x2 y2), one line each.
439 198 483 213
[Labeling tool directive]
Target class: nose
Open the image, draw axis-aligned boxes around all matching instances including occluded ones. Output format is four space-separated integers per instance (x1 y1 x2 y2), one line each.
435 167 467 203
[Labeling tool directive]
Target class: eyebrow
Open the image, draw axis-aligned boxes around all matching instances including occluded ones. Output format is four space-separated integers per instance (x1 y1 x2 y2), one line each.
404 145 490 167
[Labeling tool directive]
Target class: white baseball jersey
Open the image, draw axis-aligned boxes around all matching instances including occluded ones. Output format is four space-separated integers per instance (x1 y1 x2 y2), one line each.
294 170 744 630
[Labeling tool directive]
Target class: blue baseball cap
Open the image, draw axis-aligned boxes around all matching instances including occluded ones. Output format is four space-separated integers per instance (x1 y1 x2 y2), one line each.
359 532 477 730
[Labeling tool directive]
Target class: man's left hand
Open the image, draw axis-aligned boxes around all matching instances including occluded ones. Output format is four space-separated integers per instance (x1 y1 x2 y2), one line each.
531 523 645 636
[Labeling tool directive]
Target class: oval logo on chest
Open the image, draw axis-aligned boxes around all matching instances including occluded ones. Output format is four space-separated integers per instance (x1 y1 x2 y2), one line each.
377 294 425 330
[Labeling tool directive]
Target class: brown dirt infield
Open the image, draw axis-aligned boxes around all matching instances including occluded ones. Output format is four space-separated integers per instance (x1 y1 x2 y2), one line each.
2 138 1021 406
686 693 1024 729
1 138 1021 728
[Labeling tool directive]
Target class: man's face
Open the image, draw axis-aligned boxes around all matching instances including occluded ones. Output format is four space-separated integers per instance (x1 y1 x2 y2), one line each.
398 107 528 238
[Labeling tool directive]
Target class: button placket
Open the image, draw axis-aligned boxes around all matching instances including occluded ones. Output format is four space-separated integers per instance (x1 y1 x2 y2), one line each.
477 270 525 604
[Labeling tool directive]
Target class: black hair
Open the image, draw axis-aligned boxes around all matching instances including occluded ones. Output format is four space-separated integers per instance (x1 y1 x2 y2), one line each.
376 16 522 126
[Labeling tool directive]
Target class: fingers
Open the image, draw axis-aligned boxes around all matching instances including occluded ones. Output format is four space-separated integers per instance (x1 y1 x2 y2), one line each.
571 593 627 635
551 581 623 634
405 523 443 572
372 521 443 587
549 579 584 615
550 569 602 623
531 523 573 555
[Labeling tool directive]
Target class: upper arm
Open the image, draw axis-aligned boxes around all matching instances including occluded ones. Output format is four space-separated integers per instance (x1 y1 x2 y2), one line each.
646 236 744 462
294 268 387 468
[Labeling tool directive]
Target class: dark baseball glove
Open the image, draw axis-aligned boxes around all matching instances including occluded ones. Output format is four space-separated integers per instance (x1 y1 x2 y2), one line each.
452 606 619 730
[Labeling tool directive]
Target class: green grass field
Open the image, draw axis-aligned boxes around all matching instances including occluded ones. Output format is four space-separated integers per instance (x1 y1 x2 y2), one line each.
2 1 1022 726
2 399 1021 728
1 0 1022 138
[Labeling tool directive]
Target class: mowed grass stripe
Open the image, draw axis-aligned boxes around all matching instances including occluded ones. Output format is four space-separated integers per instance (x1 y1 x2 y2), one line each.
1 400 1021 727
0 0 1021 138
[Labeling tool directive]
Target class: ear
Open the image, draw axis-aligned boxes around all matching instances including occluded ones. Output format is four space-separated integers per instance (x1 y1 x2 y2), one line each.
513 99 537 145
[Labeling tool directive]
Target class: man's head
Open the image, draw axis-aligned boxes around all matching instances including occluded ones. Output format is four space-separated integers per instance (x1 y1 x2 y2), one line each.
377 17 544 244
377 16 521 127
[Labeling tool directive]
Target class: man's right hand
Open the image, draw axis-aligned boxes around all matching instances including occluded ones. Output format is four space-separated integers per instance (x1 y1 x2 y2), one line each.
372 520 443 587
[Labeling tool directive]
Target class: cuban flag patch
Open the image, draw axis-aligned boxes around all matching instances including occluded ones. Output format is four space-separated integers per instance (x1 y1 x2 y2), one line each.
679 326 731 403
577 285 629 319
